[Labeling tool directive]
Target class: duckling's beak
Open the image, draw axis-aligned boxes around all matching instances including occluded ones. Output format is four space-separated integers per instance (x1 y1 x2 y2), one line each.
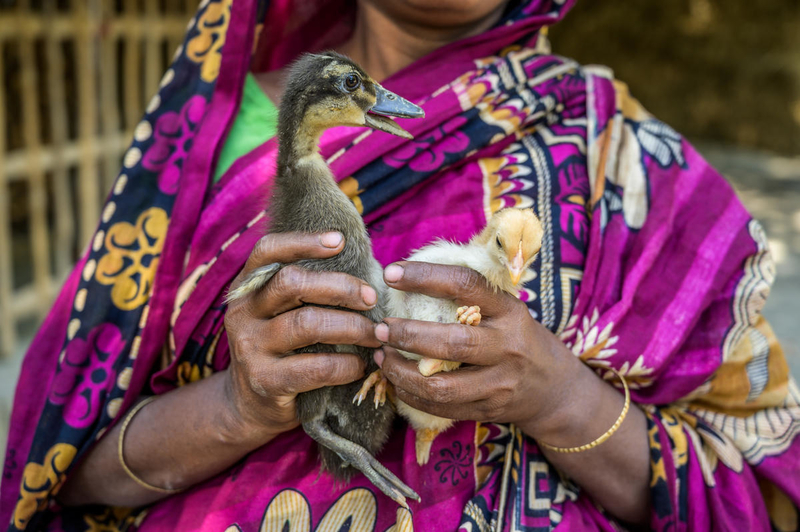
365 85 424 139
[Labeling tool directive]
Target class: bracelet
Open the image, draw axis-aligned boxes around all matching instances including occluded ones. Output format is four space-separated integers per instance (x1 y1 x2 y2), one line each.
538 368 630 454
118 396 184 494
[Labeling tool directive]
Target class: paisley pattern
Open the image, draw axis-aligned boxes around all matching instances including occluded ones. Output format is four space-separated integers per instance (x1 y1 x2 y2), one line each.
2 0 799 531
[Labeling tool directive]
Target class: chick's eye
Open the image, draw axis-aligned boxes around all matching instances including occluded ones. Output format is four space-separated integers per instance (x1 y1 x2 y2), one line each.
496 237 503 249
344 74 360 91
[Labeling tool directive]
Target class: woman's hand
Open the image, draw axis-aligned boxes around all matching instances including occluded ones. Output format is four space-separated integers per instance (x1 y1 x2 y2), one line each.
373 260 581 436
60 232 383 508
223 231 381 440
375 261 652 525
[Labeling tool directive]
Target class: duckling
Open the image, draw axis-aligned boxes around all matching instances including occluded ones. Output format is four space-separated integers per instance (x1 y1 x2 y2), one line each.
226 52 424 506
355 208 543 465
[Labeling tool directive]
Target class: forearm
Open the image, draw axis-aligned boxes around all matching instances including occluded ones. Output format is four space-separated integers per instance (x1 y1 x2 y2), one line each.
518 353 651 526
58 371 277 508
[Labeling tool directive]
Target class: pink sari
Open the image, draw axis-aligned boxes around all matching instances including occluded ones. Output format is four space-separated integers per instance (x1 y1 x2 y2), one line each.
3 0 799 530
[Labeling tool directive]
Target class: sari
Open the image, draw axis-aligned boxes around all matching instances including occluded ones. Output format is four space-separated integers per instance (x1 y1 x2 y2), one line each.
2 0 799 530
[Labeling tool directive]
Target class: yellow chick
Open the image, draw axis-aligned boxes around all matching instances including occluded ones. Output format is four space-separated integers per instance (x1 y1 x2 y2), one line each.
356 208 543 465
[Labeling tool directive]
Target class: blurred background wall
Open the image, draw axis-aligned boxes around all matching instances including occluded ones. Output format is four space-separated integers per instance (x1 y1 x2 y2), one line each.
1 0 799 469
0 0 198 467
548 0 800 382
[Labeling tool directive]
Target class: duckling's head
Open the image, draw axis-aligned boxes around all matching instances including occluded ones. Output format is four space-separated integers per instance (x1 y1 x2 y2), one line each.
279 52 424 158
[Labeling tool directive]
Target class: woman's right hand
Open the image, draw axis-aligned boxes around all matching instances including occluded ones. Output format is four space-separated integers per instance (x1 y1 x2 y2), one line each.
223 231 381 441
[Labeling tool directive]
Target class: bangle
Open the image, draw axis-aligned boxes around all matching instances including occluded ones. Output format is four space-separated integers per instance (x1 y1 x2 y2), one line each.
538 368 630 454
118 396 184 494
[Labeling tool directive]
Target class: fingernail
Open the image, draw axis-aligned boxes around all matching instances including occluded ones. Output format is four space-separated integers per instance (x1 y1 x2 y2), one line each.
375 323 389 343
361 285 377 306
374 349 385 368
384 264 404 283
320 232 343 248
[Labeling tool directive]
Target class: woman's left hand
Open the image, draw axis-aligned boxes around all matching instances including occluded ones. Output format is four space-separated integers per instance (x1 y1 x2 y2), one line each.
374 260 586 440
375 261 652 526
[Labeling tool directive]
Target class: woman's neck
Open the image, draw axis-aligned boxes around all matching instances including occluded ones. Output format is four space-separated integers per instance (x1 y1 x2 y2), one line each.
337 2 505 82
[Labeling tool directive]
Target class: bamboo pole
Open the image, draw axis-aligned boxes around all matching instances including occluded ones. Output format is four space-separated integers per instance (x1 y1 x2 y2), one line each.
144 0 161 99
124 0 143 131
0 0 197 358
99 0 123 193
44 0 76 276
0 38 18 358
75 0 101 247
0 16 189 40
18 0 53 320
3 133 133 180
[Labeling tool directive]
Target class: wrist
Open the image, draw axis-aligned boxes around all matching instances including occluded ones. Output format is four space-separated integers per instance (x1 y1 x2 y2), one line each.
218 370 285 449
519 354 620 447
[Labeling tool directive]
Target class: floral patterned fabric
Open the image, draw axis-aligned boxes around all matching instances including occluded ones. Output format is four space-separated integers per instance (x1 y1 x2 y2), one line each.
2 0 799 531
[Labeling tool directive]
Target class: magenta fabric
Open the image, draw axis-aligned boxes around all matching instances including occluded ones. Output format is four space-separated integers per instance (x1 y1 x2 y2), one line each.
3 0 799 531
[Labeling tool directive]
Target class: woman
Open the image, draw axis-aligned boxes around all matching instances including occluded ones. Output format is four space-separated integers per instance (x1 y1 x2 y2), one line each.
2 0 799 530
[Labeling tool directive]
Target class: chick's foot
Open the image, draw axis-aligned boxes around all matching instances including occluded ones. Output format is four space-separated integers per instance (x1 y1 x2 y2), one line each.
415 428 442 466
456 305 481 325
353 370 390 409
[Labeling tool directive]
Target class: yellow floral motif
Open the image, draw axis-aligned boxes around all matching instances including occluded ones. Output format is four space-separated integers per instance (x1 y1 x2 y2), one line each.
14 443 78 529
338 177 364 214
760 479 799 532
186 0 232 82
176 361 202 386
646 414 667 488
83 507 142 532
257 488 412 532
95 207 169 311
658 408 689 469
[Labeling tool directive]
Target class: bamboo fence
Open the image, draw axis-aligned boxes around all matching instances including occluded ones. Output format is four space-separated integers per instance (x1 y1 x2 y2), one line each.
0 0 197 358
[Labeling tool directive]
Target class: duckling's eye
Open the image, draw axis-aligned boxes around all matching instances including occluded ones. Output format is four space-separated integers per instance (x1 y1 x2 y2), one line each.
496 237 503 249
343 74 361 92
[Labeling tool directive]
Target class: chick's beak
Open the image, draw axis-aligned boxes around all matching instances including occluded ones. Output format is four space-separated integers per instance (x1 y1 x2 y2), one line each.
365 84 424 139
507 247 525 286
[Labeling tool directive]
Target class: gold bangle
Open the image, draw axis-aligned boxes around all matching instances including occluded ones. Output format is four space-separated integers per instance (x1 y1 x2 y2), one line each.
118 396 184 494
538 368 630 454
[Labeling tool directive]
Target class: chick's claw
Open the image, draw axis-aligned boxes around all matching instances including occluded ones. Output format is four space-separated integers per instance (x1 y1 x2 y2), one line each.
353 370 390 408
456 305 481 326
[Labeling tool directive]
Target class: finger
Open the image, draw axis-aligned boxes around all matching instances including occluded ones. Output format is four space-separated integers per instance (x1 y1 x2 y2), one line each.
384 262 513 316
393 387 491 422
253 266 378 318
273 352 367 394
376 318 499 366
240 232 344 277
268 306 381 353
378 346 495 405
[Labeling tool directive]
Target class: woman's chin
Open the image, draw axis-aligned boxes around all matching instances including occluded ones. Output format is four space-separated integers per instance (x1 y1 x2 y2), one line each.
362 0 510 28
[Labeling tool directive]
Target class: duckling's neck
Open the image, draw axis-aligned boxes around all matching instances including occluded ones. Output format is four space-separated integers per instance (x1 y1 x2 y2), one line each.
278 120 325 169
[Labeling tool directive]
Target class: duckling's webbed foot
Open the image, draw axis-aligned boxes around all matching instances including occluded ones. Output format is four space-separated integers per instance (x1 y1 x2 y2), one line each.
303 419 420 507
353 370 391 408
225 262 282 303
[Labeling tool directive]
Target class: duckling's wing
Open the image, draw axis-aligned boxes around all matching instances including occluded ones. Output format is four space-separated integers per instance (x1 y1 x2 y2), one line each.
225 262 282 304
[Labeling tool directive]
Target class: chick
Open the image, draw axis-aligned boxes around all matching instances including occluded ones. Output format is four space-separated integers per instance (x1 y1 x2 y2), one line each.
226 52 423 505
355 208 543 465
